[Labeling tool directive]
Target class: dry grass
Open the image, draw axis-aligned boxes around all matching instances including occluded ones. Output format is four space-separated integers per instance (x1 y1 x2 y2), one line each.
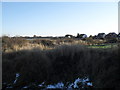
2 37 89 53
2 44 120 89
2 36 120 89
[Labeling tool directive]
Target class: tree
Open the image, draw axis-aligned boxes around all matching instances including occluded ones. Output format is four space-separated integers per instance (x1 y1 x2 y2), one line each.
33 35 36 38
77 33 80 38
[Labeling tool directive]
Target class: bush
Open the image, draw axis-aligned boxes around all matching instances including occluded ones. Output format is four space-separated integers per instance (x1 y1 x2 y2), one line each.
2 37 28 52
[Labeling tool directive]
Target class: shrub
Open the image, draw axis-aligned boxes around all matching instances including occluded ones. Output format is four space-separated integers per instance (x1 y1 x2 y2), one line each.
2 37 28 52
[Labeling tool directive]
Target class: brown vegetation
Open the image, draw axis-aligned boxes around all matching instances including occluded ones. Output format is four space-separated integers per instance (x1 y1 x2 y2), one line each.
2 44 120 89
2 37 89 52
2 36 120 89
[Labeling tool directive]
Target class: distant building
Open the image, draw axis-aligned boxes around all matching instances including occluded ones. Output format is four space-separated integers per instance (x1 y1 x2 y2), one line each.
97 33 106 39
77 34 87 39
105 32 117 43
105 32 117 39
65 34 74 38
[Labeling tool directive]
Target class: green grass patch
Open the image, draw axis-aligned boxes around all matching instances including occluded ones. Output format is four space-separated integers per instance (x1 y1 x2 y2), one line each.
88 44 118 48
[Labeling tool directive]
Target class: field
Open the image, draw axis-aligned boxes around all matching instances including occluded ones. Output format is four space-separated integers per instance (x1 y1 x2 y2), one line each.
2 37 120 89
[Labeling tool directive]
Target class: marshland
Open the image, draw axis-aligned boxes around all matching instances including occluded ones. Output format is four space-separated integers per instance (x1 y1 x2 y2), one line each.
2 34 120 89
2 2 120 89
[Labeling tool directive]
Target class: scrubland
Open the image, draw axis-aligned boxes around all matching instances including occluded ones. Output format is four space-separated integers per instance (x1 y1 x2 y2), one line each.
2 37 89 52
2 37 120 89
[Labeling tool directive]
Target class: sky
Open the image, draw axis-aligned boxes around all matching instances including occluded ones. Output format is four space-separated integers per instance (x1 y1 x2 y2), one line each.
2 2 118 37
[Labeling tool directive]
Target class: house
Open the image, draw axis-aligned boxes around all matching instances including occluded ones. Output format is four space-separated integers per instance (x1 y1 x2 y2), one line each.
96 33 106 39
77 34 87 39
105 32 117 43
80 34 87 39
105 32 117 39
65 34 74 38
